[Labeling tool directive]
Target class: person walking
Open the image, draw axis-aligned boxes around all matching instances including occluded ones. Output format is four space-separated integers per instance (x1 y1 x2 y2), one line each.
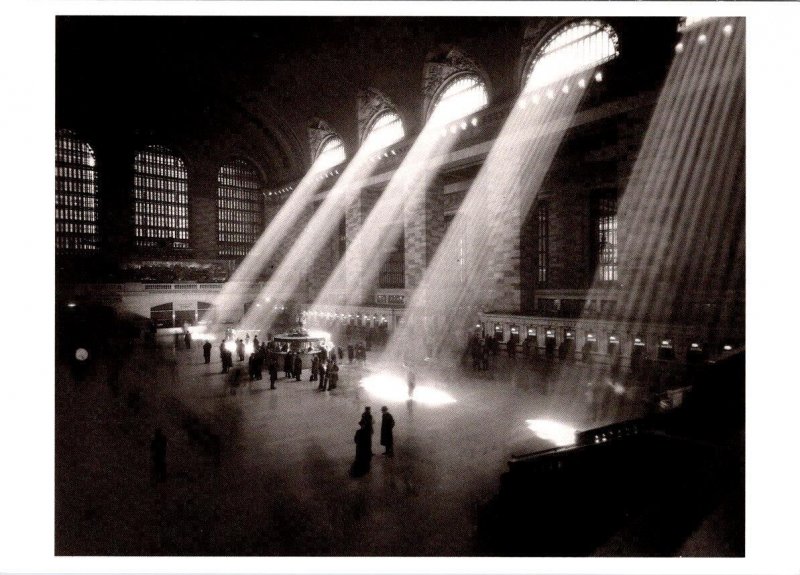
202 340 212 364
380 406 395 456
407 368 416 399
310 354 319 382
347 344 354 364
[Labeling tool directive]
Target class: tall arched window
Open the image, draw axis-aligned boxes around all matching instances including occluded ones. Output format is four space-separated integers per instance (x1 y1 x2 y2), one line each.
315 136 346 172
133 145 189 249
363 110 404 153
56 130 99 251
525 21 619 91
428 74 488 127
217 158 264 257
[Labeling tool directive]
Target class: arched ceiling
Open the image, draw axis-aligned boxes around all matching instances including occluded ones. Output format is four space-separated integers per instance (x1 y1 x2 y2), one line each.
56 16 679 183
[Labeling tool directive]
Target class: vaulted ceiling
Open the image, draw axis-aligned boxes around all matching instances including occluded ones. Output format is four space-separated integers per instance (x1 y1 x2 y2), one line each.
56 16 678 184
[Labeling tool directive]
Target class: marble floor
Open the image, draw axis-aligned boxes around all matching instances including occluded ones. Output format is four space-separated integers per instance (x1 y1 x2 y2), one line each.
55 339 674 556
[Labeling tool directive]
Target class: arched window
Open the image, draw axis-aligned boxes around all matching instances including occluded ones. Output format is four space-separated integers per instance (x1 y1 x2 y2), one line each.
428 74 488 127
525 21 619 91
679 17 717 31
55 130 99 251
133 145 189 249
217 158 264 257
315 136 346 172
362 110 404 153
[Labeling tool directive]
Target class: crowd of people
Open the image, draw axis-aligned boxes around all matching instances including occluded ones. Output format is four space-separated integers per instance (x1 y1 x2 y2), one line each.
179 331 402 480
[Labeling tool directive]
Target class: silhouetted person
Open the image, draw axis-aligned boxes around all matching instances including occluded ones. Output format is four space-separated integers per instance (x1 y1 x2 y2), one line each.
268 359 278 389
294 353 303 381
310 354 319 382
174 333 181 348
184 331 192 349
253 335 260 349
360 407 374 454
248 353 257 380
203 340 212 363
351 421 372 477
236 339 245 362
284 352 293 378
318 359 327 390
328 360 339 390
348 344 354 364
151 429 167 482
407 369 416 399
380 406 395 456
220 342 230 374
337 346 343 361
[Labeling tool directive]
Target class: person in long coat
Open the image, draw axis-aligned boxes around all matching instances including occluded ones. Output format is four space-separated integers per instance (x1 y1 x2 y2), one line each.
327 360 339 390
318 359 327 390
360 407 374 454
202 340 212 364
219 341 229 374
268 358 278 389
284 352 293 378
310 354 319 382
380 406 395 456
294 353 303 381
351 421 372 477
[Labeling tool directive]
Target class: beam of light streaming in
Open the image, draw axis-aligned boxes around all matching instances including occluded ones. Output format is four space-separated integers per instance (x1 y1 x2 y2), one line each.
236 127 410 332
583 19 744 344
307 116 463 315
538 18 746 426
382 74 589 367
202 155 329 331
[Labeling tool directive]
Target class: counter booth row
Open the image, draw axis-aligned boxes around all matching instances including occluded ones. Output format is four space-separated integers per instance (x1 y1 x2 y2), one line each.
476 321 738 366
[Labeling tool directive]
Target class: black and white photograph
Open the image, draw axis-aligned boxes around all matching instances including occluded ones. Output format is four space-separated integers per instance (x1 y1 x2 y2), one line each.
1 1 799 573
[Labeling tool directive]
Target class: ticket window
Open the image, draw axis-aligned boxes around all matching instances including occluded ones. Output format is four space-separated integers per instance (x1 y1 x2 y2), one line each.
687 342 705 364
657 338 675 361
545 328 556 358
494 323 504 343
582 332 597 361
607 334 620 356
631 337 646 370
559 329 575 359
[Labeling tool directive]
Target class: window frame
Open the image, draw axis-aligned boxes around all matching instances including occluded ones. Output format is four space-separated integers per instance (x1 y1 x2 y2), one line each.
55 129 100 252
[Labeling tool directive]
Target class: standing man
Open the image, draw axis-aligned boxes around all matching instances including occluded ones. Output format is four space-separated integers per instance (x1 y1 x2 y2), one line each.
360 407 374 455
327 359 339 390
202 339 212 364
294 353 303 382
380 406 395 456
268 357 278 390
318 358 327 391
